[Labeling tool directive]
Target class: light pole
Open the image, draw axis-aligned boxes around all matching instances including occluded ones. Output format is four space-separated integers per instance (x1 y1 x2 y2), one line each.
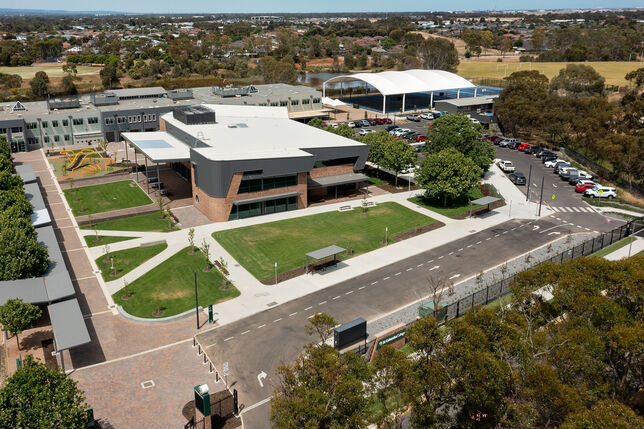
385 227 389 245
194 270 199 330
274 262 278 285
538 176 545 217
526 164 532 202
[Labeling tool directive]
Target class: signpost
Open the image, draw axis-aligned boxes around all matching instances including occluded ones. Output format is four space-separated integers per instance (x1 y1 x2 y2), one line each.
223 361 229 386
375 328 407 350
208 305 213 325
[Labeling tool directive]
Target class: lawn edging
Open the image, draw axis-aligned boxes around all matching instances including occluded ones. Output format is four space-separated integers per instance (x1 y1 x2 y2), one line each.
117 304 204 324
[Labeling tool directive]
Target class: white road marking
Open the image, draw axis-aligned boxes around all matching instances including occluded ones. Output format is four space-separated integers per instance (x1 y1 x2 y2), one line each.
332 295 341 300
224 337 234 342
394 272 401 276
502 231 508 234
417 263 424 267
242 397 272 414
449 274 461 279
539 223 571 234
486 237 491 241
429 265 440 271
371 281 378 285
345 291 354 295
572 207 581 212
258 324 266 329
494 234 500 237
319 301 327 305
448 251 454 255
307 314 315 319
428 259 434 263
438 255 444 259
273 318 282 323
476 240 482 244
577 225 583 229
241 330 250 335
584 227 590 231
304 306 313 311
467 244 473 248
383 276 391 281
553 184 557 188
458 248 463 251
358 286 366 290
593 230 599 233
288 312 298 317
406 268 413 271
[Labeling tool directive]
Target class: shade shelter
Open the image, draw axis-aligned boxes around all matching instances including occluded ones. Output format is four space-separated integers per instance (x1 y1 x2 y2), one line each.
48 298 91 372
469 196 502 217
305 245 346 274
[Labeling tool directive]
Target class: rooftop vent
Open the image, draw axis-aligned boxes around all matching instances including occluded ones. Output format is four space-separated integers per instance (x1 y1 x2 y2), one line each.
173 105 216 125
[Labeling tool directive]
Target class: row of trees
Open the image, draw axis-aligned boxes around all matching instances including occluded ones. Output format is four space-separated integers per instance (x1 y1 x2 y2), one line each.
495 67 644 190
271 254 644 428
0 137 49 280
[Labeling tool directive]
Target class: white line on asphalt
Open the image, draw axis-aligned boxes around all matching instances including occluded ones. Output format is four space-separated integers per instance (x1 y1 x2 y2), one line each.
577 225 583 229
406 268 413 271
224 337 234 342
332 296 341 300
467 244 473 248
258 324 266 329
553 184 557 188
289 312 298 317
502 231 508 234
428 259 434 263
394 272 401 276
585 227 590 231
241 397 272 414
486 237 491 241
241 330 250 335
304 306 313 311
593 230 599 233
383 276 391 280
476 240 482 244
371 281 378 285
449 274 461 280
458 248 463 252
417 263 424 267
494 234 500 237
205 343 217 349
273 318 282 323
448 251 454 255
358 286 365 290
319 301 327 305
429 265 440 271
307 314 315 319
345 291 354 295
511 228 516 231
438 255 444 259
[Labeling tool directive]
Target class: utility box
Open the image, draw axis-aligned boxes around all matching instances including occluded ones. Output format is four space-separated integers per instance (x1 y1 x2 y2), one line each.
334 317 367 349
418 301 447 322
194 384 211 417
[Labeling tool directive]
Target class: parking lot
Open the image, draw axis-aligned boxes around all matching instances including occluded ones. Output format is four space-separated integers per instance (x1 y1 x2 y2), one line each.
333 116 435 140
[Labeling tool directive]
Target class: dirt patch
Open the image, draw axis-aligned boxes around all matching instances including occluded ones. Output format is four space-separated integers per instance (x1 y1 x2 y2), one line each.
155 290 191 300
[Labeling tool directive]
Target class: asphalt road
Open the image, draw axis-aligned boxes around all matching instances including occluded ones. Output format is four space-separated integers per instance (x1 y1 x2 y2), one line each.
195 215 611 428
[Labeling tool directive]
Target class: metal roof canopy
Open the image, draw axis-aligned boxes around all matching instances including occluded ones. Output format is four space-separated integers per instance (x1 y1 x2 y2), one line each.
47 299 91 352
305 245 346 274
15 164 36 183
308 173 368 189
233 191 300 206
469 196 502 217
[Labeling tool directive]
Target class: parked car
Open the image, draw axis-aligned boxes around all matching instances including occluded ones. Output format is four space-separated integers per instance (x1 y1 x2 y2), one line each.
536 149 555 158
385 125 398 132
346 121 356 128
575 182 597 193
559 167 578 180
374 118 385 125
509 172 526 185
553 162 571 174
497 160 516 173
545 159 566 168
583 186 616 199
420 112 434 120
517 143 531 152
541 154 558 164
414 135 429 142
491 136 504 145
507 141 520 150
358 119 370 127
383 118 393 124
359 128 375 136
393 128 411 136
406 114 421 122
499 138 520 148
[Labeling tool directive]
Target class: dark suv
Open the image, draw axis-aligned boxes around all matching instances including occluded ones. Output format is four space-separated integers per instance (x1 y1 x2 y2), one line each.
509 172 526 185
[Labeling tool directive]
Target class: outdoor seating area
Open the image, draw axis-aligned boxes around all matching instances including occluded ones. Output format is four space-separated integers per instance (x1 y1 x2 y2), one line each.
305 245 347 274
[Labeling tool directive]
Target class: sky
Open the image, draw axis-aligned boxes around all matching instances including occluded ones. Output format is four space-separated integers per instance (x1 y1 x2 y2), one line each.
4 1 643 14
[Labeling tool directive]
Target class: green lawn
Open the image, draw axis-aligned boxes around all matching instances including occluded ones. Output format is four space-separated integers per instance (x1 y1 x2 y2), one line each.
96 243 167 281
84 235 135 248
409 186 487 218
213 202 438 280
368 176 388 187
81 212 177 232
113 246 240 318
64 180 152 216
591 236 637 258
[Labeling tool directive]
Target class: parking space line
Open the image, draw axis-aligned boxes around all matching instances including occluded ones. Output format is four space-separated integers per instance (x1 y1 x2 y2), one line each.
371 281 378 285
448 251 454 255
224 337 234 342
319 301 327 305
345 291 354 295
486 237 491 240
428 259 434 263
304 306 313 311
394 272 401 276
406 268 413 271
383 276 390 281
458 248 463 251
273 318 282 323
258 324 266 329
332 295 341 300
241 330 250 335
417 263 423 267
476 240 482 244
438 255 444 259
358 286 366 290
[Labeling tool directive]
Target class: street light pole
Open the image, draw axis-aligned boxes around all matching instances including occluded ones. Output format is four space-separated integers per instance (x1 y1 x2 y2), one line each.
526 164 532 202
274 262 277 285
385 227 389 245
194 270 199 330
538 176 545 217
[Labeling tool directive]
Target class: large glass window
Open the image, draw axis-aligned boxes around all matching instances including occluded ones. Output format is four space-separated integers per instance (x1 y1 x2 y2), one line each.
238 174 297 194
229 196 298 220
313 157 358 168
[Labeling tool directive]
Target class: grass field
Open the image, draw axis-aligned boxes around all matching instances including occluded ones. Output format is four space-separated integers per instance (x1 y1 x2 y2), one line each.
84 235 135 248
213 202 438 280
96 243 167 281
409 186 487 218
113 246 239 318
64 180 152 216
457 61 641 86
81 212 177 232
0 65 99 79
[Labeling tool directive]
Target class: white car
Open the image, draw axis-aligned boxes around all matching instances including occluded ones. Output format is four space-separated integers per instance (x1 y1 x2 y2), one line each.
346 121 356 128
544 159 566 168
577 179 596 187
359 128 375 136
497 160 515 173
393 128 411 137
583 186 616 199
329 123 340 129
469 117 481 124
420 113 434 120
577 170 593 180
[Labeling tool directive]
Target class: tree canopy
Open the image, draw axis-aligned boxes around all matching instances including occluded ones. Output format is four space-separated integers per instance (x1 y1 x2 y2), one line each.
550 64 605 97
0 298 41 349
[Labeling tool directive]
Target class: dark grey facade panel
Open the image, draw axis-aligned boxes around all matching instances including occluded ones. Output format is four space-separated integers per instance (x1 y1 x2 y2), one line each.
303 145 369 170
191 149 315 198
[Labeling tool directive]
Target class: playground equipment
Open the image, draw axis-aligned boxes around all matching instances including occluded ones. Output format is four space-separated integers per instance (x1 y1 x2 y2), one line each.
62 149 95 171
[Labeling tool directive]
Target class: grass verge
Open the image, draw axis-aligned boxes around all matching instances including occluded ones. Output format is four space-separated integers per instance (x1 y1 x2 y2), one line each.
591 236 637 258
409 186 486 218
84 235 135 248
82 212 178 232
64 180 152 215
213 202 438 280
113 246 239 318
96 243 167 281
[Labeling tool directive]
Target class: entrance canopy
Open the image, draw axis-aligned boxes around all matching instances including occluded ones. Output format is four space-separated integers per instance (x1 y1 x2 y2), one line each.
323 69 475 96
308 172 368 189
123 131 190 163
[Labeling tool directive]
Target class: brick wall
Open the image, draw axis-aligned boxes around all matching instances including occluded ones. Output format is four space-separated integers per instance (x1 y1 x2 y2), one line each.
309 164 354 179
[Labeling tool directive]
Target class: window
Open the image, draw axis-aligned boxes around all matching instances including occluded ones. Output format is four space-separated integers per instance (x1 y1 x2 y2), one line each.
88 117 99 124
62 120 69 126
43 136 50 143
105 117 114 125
11 127 22 133
291 99 299 105
27 137 39 144
54 135 60 142
238 174 297 194
243 170 263 177
72 118 84 125
270 102 278 107
26 122 38 130
0 128 6 134
41 121 48 128
64 134 70 141
302 98 310 105
117 116 127 124
128 116 133 123
192 163 198 187
312 98 321 104
279 100 288 107
313 157 358 168
52 120 59 127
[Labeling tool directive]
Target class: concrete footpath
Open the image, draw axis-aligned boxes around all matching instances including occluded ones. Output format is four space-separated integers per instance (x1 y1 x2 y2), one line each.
604 236 644 261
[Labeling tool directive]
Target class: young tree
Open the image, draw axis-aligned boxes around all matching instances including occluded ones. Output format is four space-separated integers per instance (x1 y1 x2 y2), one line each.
156 195 164 219
0 298 42 350
304 312 337 344
624 67 644 87
200 239 211 270
0 355 90 427
187 227 196 253
415 148 481 206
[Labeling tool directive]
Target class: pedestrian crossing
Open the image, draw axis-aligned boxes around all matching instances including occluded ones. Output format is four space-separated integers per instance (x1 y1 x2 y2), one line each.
549 206 598 213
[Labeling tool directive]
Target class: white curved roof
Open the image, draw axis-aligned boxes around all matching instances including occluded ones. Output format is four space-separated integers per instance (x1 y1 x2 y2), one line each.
324 69 475 96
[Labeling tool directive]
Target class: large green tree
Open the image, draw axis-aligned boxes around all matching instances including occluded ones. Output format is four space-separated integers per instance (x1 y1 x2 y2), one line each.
0 213 49 281
100 63 119 89
381 138 417 187
550 64 605 97
427 113 494 172
495 70 549 137
0 298 42 349
0 355 90 427
415 148 481 206
29 70 49 98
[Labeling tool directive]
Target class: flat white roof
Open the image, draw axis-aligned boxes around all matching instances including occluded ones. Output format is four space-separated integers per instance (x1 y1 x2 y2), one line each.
122 131 191 162
324 69 475 96
162 104 365 162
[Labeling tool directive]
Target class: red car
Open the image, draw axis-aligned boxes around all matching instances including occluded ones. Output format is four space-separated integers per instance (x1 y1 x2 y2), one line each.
383 118 392 124
491 136 504 145
374 118 385 125
414 135 429 142
367 118 378 126
575 182 596 193
517 143 530 151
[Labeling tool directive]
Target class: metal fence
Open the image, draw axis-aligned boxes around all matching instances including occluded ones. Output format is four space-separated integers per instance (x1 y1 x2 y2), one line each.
436 218 642 323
